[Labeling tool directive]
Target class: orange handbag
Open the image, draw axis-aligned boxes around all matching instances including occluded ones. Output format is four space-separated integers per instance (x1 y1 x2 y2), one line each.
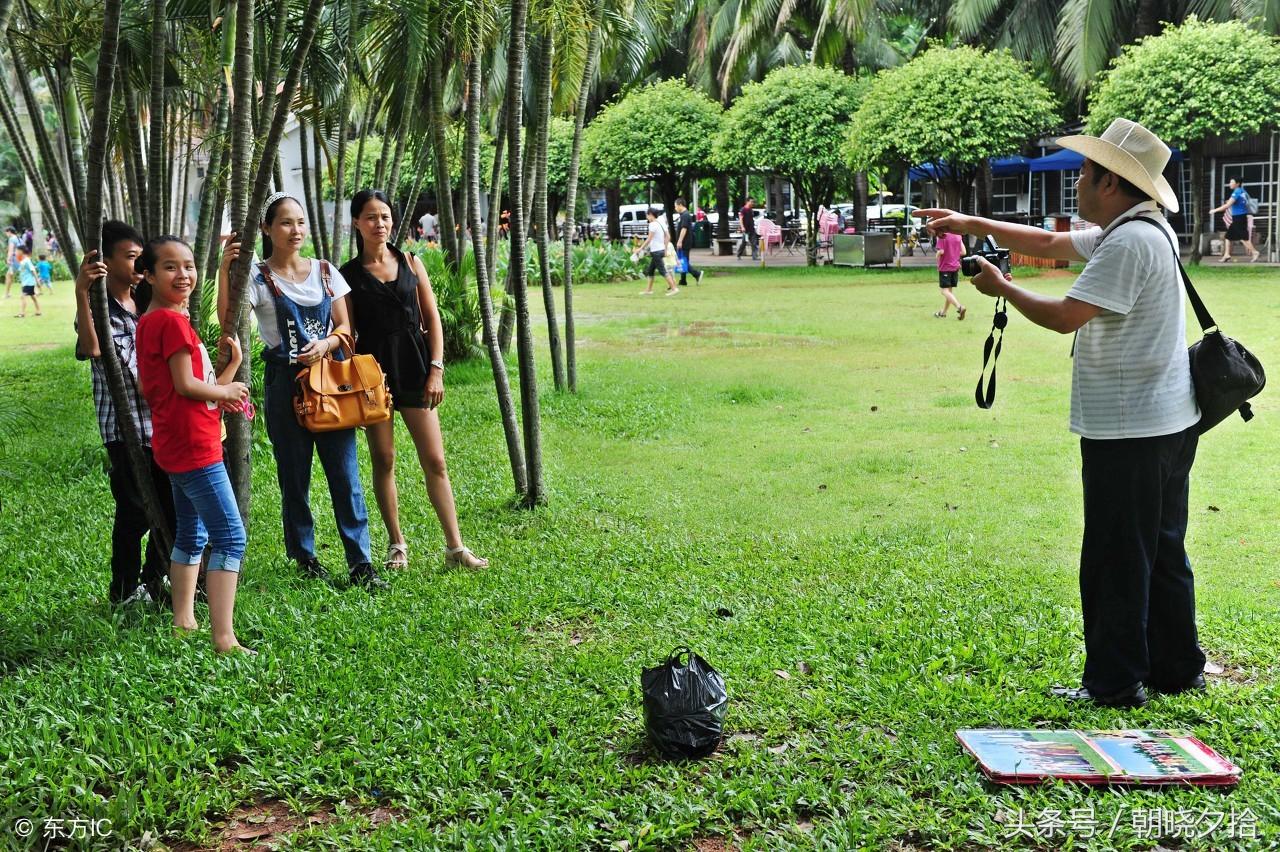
293 333 393 432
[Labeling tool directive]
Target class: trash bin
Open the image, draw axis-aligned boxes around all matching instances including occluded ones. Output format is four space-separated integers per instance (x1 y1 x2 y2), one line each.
693 220 711 249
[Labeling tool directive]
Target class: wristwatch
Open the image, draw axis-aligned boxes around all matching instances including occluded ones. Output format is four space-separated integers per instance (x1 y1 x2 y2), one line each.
430 359 444 372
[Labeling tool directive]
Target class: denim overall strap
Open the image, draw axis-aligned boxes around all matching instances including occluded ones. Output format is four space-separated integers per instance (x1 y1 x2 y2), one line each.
258 260 335 366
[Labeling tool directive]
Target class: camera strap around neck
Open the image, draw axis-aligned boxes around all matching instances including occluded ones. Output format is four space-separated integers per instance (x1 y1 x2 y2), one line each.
975 296 1008 409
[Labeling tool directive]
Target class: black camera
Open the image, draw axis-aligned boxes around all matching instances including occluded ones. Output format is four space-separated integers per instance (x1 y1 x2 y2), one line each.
960 236 1011 277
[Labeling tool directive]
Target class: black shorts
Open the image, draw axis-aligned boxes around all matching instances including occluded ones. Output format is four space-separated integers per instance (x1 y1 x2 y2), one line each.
1226 216 1248 241
938 271 958 289
21 284 34 296
647 250 666 276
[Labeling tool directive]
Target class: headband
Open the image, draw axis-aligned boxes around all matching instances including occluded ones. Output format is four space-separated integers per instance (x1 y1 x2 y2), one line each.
262 191 298 219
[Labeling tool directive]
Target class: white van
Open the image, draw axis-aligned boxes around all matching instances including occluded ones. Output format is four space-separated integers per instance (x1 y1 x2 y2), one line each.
618 203 663 238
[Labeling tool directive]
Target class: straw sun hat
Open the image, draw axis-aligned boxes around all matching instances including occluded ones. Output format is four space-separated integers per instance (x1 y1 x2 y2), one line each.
1055 118 1179 212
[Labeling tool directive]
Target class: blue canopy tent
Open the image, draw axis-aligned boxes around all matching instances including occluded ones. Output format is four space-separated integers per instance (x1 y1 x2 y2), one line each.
1028 147 1183 172
908 155 1030 181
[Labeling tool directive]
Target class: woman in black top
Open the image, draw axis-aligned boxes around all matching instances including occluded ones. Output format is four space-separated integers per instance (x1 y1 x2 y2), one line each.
340 189 488 570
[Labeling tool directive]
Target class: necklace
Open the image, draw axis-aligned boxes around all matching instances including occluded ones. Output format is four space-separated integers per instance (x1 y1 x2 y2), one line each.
267 258 311 284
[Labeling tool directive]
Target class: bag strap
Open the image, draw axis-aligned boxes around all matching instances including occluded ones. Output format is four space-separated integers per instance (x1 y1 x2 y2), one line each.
319 260 334 297
257 261 283 298
1123 216 1216 332
975 298 1008 409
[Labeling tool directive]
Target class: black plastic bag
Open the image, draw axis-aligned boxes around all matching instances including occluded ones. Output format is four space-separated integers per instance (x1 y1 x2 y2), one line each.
641 647 728 760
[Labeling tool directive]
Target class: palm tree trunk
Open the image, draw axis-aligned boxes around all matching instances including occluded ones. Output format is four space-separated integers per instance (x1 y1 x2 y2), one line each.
330 85 350 265
175 104 193 236
485 104 505 283
384 123 409 220
191 86 230 331
123 86 149 230
253 0 286 175
373 123 394 189
59 64 88 219
465 51 526 497
299 119 321 253
427 52 460 266
1190 144 1204 265
349 96 374 255
146 0 165 235
562 1 602 393
505 0 545 506
531 34 564 391
312 127 331 260
86 0 173 556
8 48 79 237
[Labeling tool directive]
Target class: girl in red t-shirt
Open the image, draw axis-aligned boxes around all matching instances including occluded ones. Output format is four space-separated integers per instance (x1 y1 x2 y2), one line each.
135 236 253 654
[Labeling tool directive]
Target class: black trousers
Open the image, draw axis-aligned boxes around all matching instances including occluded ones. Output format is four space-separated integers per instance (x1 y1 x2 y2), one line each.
1079 426 1206 695
105 442 176 602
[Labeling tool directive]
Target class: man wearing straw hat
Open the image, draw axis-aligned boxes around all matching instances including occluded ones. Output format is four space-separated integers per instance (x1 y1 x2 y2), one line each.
915 119 1206 709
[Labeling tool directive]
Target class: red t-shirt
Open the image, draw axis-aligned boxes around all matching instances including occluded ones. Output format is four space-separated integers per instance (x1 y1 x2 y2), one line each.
136 308 223 473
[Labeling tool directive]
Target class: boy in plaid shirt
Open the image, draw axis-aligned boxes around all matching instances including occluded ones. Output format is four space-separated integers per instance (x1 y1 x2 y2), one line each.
74 221 176 606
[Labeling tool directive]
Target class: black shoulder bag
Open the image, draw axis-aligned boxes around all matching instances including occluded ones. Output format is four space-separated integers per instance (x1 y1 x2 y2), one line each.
1128 217 1265 433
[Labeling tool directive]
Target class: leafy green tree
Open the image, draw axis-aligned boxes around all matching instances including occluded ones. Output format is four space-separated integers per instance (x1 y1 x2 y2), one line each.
845 45 1058 214
714 64 863 266
1086 16 1280 263
583 79 723 234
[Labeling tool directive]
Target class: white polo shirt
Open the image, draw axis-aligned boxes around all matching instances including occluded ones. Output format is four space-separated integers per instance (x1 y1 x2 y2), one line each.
1066 200 1200 440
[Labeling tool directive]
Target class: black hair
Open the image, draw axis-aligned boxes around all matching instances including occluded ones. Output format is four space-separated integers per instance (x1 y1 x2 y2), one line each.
38 253 46 260
102 219 145 260
136 235 193 313
1228 177 1241 185
350 189 396 257
1088 163 1148 204
646 207 660 218
674 197 687 207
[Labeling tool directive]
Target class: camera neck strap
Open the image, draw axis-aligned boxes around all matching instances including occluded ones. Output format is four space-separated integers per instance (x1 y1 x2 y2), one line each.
975 296 1009 409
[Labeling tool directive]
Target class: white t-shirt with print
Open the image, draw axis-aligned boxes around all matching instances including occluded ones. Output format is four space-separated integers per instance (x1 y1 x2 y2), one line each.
647 219 667 252
1065 200 1199 440
248 258 351 350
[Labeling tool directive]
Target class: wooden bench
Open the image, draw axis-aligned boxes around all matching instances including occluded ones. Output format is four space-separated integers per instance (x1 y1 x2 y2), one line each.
713 237 738 256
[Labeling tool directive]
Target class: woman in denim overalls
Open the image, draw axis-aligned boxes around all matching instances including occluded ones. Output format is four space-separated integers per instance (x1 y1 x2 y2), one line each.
217 193 387 591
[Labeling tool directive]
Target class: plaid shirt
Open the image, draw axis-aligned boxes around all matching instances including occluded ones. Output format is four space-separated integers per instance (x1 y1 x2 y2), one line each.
76 296 154 446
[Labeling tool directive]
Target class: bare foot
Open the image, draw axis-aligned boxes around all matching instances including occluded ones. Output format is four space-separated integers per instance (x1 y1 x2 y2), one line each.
215 643 257 656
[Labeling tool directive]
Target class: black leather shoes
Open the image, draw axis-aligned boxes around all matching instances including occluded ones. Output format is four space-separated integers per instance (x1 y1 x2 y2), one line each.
298 557 333 583
1148 674 1207 695
1051 683 1148 708
349 562 390 592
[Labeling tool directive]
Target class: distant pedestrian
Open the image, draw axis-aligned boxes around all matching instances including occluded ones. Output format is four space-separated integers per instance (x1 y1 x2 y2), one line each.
637 208 678 296
933 232 966 320
673 197 703 287
36 254 53 292
1210 178 1259 262
13 247 40 317
736 197 759 260
418 209 439 247
4 226 20 298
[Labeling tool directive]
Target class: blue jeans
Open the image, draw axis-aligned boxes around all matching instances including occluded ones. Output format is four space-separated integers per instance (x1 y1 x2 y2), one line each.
264 362 372 568
170 462 246 572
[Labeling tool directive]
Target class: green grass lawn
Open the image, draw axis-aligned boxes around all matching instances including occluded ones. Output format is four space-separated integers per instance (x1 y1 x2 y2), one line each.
1 262 1278 850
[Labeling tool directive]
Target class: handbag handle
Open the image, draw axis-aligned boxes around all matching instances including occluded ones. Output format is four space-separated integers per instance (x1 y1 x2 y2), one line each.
1120 217 1217 333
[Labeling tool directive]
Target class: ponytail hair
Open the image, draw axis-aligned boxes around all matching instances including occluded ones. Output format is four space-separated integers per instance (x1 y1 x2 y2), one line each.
350 188 396 258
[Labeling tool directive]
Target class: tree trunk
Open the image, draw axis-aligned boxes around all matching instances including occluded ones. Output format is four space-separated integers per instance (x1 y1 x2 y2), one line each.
562 0 603 393
854 171 868 231
428 52 460 266
60 64 88 220
8 49 79 237
85 0 173 557
191 84 230 332
299 118 320 252
532 33 564 391
606 185 621 240
485 104 505 288
312 127 331 260
977 159 993 219
465 51 526 497
384 124 409 216
373 123 394 189
146 0 165 235
175 104 193 236
505 0 544 506
253 0 286 176
123 86 149 232
350 96 374 256
330 86 350 265
714 174 730 239
1190 144 1204 265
